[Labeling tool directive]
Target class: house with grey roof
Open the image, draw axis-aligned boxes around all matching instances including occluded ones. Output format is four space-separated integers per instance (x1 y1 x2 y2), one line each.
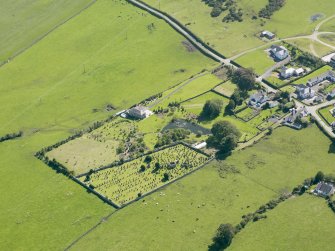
295 84 315 100
260 30 275 40
270 45 289 61
307 70 335 87
314 182 335 197
330 55 335 68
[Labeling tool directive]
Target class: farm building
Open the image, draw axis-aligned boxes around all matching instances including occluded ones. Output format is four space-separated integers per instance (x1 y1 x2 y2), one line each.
260 30 275 39
192 142 207 149
270 45 289 61
307 70 335 87
314 182 335 197
127 105 152 119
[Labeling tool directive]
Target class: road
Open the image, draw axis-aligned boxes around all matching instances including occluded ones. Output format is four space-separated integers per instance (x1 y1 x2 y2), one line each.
295 99 335 139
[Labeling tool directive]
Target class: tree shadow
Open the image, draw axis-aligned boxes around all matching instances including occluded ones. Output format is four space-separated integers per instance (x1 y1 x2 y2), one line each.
215 151 232 160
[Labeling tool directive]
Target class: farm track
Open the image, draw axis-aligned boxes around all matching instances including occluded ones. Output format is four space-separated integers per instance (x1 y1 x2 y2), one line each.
0 0 97 68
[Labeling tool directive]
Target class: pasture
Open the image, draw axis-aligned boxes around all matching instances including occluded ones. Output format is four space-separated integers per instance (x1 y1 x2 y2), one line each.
142 0 335 57
234 48 275 75
0 0 94 63
213 81 238 97
0 0 215 137
290 38 334 57
228 195 335 251
0 0 216 249
70 126 335 250
81 144 210 206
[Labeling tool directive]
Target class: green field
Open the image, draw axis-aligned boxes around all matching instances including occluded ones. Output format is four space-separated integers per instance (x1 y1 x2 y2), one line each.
70 126 335 250
289 38 334 57
213 80 238 97
234 48 275 75
0 0 95 63
319 34 335 47
0 0 217 137
266 74 287 88
143 0 335 57
80 144 209 206
319 18 335 32
319 106 335 125
228 195 335 251
0 0 216 249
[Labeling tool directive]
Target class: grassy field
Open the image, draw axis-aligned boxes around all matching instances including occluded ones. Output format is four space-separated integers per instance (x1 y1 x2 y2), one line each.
292 65 333 85
319 33 335 47
0 0 95 63
0 0 216 250
234 49 275 75
70 126 335 250
153 73 222 108
0 0 216 137
319 18 335 32
319 106 335 125
289 38 334 57
81 144 209 206
143 0 335 57
266 74 287 88
213 81 238 97
228 195 335 251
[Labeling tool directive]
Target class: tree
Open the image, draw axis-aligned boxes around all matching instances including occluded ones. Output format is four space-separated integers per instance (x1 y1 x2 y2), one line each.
226 99 236 113
144 155 152 163
140 165 146 172
201 99 224 119
212 224 236 249
314 171 325 184
163 172 170 181
207 121 241 153
231 68 256 91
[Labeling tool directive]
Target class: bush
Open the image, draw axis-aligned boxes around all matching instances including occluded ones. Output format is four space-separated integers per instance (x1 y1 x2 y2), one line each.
211 224 236 250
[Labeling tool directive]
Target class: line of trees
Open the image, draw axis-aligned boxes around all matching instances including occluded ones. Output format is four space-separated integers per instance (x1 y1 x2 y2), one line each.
0 131 23 143
202 0 243 22
258 0 285 19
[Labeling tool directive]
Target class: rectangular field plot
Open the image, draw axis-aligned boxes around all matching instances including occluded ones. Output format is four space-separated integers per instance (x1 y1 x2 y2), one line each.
212 81 237 98
79 144 210 207
47 119 142 175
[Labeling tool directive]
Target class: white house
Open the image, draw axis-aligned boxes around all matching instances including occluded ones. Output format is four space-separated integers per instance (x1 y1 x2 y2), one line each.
280 67 295 79
270 45 289 61
127 105 152 119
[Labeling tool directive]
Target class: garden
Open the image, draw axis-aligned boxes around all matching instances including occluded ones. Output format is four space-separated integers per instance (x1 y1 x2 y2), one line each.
80 144 210 207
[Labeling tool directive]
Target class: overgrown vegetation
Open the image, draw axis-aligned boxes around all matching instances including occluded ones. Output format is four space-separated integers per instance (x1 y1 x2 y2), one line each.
202 0 243 22
155 128 191 148
201 99 224 119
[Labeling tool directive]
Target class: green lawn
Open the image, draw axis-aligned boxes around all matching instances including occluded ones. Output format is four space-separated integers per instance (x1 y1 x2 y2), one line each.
228 195 335 251
319 106 335 125
234 48 275 75
266 75 287 88
319 17 335 32
71 126 335 250
0 0 215 250
143 0 335 57
292 65 333 85
0 0 94 63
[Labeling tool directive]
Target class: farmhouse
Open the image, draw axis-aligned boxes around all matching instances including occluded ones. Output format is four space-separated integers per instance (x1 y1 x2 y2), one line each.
270 45 289 61
248 91 269 108
127 105 152 119
295 84 315 100
314 182 335 197
307 70 335 87
260 30 275 39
